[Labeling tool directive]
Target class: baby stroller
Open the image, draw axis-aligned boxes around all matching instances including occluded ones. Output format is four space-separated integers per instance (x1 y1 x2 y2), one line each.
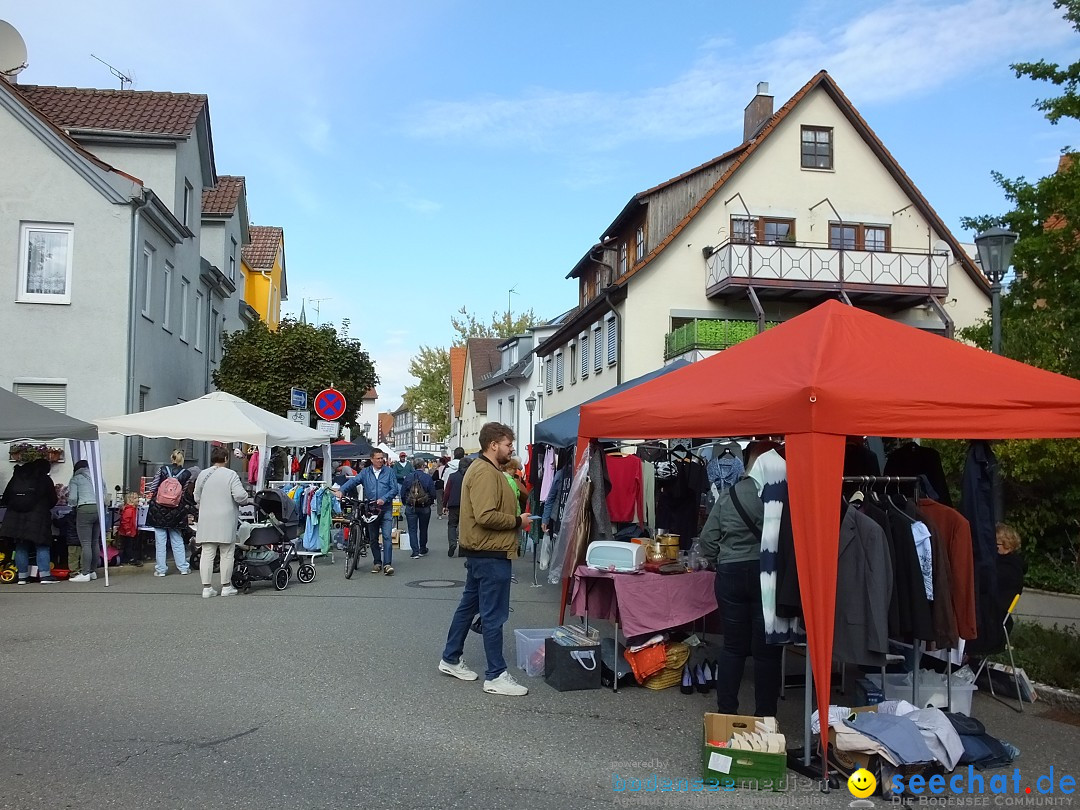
231 489 311 592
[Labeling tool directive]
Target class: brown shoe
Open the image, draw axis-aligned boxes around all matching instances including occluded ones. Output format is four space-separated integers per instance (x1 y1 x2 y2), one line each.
370 564 383 574
383 565 395 576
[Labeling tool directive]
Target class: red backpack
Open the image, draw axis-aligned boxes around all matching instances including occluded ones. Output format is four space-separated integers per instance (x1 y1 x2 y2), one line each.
155 468 184 508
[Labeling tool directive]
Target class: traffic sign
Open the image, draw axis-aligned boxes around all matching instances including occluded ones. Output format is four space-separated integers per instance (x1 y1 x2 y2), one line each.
290 388 308 409
316 420 340 437
286 410 310 425
314 388 347 421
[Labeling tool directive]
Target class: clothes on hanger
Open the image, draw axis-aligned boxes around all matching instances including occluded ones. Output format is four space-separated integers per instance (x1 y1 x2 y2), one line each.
884 442 951 507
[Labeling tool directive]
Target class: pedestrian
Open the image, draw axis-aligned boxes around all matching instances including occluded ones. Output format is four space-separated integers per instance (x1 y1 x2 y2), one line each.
442 457 471 557
995 523 1026 630
116 492 142 566
1 459 59 584
392 451 409 486
400 458 436 559
339 448 397 575
438 422 533 697
145 449 193 577
432 457 447 518
194 445 251 598
67 459 102 582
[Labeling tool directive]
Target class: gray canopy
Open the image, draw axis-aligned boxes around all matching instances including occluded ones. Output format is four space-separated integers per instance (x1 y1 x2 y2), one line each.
0 386 99 441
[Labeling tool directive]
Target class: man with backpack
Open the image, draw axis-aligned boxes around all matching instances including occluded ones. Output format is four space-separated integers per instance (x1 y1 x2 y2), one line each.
400 458 436 559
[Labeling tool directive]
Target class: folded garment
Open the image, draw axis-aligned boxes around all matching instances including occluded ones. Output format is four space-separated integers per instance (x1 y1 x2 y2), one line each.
811 705 853 734
846 712 936 765
834 725 900 766
876 699 918 717
628 633 667 653
907 707 965 770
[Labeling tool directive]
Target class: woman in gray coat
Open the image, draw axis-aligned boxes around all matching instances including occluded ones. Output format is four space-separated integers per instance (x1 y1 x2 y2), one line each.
193 445 251 598
67 460 101 582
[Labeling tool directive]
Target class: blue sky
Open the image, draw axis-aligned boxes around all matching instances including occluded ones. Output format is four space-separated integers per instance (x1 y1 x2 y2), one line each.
5 0 1079 415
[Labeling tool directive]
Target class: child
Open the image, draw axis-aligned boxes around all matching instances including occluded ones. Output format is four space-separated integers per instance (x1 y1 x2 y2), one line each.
116 492 142 566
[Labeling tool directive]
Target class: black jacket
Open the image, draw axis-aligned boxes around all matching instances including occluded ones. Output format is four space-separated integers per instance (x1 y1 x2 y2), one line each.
0 459 59 544
145 465 193 529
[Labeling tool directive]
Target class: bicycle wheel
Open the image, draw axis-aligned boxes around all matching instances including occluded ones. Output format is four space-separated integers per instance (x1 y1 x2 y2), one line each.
345 538 358 579
355 520 369 557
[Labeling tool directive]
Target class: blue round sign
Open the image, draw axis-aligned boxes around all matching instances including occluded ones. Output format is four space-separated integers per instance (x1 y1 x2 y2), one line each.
314 388 346 421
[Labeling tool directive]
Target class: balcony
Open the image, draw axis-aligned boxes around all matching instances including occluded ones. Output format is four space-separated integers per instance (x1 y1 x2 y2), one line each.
664 318 779 360
705 241 948 307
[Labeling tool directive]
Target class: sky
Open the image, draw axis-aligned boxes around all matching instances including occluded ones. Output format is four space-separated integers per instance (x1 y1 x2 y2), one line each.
4 0 1079 420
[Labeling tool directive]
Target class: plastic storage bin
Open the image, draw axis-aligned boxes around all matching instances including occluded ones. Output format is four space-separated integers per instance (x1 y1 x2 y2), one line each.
866 670 977 715
515 628 557 677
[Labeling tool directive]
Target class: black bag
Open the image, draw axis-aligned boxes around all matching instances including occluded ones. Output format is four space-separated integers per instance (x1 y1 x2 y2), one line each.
404 477 430 508
6 480 38 512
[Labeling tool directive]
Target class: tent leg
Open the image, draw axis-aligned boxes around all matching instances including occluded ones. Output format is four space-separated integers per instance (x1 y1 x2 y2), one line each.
804 646 812 767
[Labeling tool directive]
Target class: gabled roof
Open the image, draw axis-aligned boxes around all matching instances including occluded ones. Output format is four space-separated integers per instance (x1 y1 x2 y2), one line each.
15 85 207 137
242 225 283 269
378 412 395 441
466 338 502 413
450 346 467 416
202 175 245 216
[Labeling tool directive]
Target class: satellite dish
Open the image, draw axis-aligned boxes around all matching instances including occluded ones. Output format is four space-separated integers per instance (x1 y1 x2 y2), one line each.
0 20 28 78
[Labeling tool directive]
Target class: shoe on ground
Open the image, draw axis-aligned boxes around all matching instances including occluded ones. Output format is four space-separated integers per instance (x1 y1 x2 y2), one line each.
17 578 27 585
179 569 191 575
220 585 238 597
132 560 144 567
410 552 420 559
39 577 58 584
383 565 394 576
70 573 93 583
153 571 167 577
483 671 528 696
438 659 478 681
89 572 98 580
370 564 383 574
419 550 429 557
202 587 218 598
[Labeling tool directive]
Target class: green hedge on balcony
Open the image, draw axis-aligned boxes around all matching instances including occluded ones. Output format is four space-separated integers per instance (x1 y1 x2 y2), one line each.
664 319 779 359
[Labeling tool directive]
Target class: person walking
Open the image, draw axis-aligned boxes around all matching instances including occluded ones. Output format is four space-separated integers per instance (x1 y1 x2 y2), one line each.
146 450 193 577
1 459 59 584
401 458 436 559
433 457 447 519
438 422 533 697
67 460 102 583
193 445 251 598
392 452 409 486
442 457 471 557
339 448 398 575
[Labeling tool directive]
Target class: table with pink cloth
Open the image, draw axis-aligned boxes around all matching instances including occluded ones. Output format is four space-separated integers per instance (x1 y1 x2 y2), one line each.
569 565 718 638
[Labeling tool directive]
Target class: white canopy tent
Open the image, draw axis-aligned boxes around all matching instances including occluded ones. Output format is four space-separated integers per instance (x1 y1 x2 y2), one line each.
94 391 333 490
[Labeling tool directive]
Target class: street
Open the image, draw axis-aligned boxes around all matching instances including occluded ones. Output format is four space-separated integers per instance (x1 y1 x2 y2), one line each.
3 517 1080 810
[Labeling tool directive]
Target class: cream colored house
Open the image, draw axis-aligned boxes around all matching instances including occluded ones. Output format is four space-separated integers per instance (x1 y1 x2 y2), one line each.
453 338 501 453
534 71 991 417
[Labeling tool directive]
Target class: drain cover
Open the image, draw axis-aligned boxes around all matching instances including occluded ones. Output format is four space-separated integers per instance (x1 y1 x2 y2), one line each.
407 579 465 589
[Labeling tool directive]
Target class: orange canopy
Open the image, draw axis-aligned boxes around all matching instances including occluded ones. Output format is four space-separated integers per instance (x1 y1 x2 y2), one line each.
576 300 1080 769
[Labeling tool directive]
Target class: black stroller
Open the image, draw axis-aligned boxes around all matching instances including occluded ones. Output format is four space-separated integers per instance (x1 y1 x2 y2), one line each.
231 489 312 592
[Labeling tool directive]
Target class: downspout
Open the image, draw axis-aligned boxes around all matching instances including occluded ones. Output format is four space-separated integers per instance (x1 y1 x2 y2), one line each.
124 193 152 483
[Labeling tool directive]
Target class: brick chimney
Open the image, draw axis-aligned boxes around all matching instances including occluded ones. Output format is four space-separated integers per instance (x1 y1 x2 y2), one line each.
743 82 773 142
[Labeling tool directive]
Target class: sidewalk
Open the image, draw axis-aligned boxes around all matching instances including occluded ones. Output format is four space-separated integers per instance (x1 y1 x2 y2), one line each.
1015 588 1080 631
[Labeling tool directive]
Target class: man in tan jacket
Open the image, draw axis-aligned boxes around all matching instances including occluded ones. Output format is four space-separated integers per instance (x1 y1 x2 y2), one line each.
438 422 533 696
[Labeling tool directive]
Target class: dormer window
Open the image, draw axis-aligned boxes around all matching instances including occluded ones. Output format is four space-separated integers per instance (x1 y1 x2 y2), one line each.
618 242 628 276
635 226 645 262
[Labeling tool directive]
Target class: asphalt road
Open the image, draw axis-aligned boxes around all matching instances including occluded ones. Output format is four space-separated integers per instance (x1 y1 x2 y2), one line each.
2 518 1079 810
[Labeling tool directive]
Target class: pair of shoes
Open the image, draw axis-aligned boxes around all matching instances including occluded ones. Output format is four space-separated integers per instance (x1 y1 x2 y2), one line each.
410 552 420 559
383 565 395 576
419 550 429 557
202 587 218 598
370 564 383 574
483 671 528 696
153 571 167 577
220 585 238 597
69 573 92 583
681 665 694 695
438 658 479 681
448 545 457 557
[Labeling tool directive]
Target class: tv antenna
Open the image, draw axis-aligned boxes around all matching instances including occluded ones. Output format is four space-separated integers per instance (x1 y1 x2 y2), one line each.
91 54 133 90
0 21 28 80
307 297 332 326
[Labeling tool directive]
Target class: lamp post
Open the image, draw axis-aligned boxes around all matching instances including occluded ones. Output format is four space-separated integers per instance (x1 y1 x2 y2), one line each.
524 392 539 587
974 226 1018 356
361 421 371 439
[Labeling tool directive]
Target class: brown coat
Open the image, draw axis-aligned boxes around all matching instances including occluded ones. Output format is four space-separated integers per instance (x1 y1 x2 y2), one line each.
918 499 978 641
459 456 520 559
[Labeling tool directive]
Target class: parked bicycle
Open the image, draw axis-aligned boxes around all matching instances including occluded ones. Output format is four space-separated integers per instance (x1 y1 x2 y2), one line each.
340 497 381 579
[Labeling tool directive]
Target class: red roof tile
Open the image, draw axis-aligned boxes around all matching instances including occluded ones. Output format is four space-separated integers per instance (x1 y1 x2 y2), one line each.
242 225 283 269
15 85 207 137
450 346 467 416
202 175 245 216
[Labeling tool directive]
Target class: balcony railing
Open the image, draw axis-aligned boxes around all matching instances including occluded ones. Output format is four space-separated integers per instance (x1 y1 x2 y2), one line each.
664 318 779 360
705 241 948 297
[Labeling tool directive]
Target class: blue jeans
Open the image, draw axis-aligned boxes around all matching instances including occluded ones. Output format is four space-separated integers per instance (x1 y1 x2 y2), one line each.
405 506 431 554
154 528 190 575
442 556 512 681
15 541 51 579
366 509 394 566
715 560 783 716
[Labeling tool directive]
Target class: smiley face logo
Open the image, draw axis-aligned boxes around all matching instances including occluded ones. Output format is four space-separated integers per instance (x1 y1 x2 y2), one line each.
847 768 877 798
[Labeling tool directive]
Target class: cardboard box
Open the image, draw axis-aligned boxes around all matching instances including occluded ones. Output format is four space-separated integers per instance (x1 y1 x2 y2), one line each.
820 705 878 775
543 637 601 691
702 714 787 791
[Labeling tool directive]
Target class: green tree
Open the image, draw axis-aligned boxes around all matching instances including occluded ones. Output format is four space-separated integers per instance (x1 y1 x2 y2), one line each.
450 306 544 345
213 318 378 432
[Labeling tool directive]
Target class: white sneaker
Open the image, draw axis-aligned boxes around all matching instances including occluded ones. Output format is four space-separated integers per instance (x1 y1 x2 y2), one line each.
153 571 167 577
202 587 218 598
220 585 238 597
483 671 528 696
438 659 478 681
69 573 92 583
89 572 98 580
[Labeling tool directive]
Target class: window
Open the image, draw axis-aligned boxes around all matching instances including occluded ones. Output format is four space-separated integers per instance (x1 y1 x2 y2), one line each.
229 237 237 281
829 223 891 252
801 126 833 169
183 181 193 227
18 223 74 304
138 387 149 462
179 279 190 342
141 245 155 319
606 315 617 366
580 332 589 378
593 324 602 373
635 226 645 262
210 308 220 361
13 382 66 413
545 357 554 394
618 242 628 276
555 350 564 390
194 290 205 351
731 217 795 245
569 341 577 385
162 262 173 331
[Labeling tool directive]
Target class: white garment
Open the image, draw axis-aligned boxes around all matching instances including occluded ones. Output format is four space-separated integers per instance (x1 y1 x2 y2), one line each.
811 705 853 734
911 520 934 600
876 699 918 717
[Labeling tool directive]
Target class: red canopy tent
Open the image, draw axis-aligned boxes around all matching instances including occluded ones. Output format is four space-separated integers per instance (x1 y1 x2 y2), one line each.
575 300 1080 770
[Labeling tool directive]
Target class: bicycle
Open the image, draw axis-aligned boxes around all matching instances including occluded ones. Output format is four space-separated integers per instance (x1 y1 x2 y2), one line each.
340 497 381 579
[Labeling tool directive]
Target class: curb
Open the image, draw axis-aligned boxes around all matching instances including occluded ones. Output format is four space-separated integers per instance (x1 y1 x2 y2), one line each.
1032 681 1080 711
1027 588 1080 601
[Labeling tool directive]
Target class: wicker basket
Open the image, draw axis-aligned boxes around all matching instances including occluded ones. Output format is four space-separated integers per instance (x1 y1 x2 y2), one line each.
642 642 690 690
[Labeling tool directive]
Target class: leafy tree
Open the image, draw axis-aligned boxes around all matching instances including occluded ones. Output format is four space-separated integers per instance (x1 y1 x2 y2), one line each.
213 318 378 432
450 306 544 345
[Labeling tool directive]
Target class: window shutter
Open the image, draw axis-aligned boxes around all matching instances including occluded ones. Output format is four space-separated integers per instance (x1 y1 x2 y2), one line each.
580 334 589 378
545 357 553 393
606 317 617 365
555 352 564 389
593 325 602 372
14 382 67 413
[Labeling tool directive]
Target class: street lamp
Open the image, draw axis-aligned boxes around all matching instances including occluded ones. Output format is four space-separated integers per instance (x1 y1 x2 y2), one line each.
524 392 540 587
361 421 371 438
974 226 1018 355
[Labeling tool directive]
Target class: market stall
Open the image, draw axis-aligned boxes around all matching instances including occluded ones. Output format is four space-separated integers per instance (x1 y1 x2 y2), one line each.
572 300 1080 773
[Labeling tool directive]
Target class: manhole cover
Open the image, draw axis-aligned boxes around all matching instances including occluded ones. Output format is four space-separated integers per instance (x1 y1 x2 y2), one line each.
407 579 465 589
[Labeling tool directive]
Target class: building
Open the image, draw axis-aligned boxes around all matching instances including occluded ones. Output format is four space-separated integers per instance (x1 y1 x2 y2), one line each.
201 174 257 336
474 334 535 453
452 338 501 453
390 401 444 456
241 225 287 329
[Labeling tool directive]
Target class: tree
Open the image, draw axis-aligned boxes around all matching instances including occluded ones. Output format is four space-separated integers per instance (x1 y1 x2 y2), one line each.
449 306 544 345
213 318 378 432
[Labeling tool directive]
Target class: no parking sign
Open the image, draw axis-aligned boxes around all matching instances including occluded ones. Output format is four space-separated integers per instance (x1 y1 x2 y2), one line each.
314 388 347 421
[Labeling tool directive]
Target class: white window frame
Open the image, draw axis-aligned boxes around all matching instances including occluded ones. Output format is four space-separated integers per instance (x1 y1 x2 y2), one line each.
618 242 628 276
140 245 155 320
179 278 190 342
162 262 173 332
555 350 564 390
593 324 602 373
545 356 554 394
606 315 617 366
194 290 205 352
580 332 589 379
229 237 238 281
18 222 74 304
635 226 645 262
183 181 193 228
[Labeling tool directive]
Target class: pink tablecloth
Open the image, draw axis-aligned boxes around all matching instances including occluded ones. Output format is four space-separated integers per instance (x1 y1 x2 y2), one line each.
569 565 718 638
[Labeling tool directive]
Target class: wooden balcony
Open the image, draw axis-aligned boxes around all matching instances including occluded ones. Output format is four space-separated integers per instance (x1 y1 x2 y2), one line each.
705 241 948 307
